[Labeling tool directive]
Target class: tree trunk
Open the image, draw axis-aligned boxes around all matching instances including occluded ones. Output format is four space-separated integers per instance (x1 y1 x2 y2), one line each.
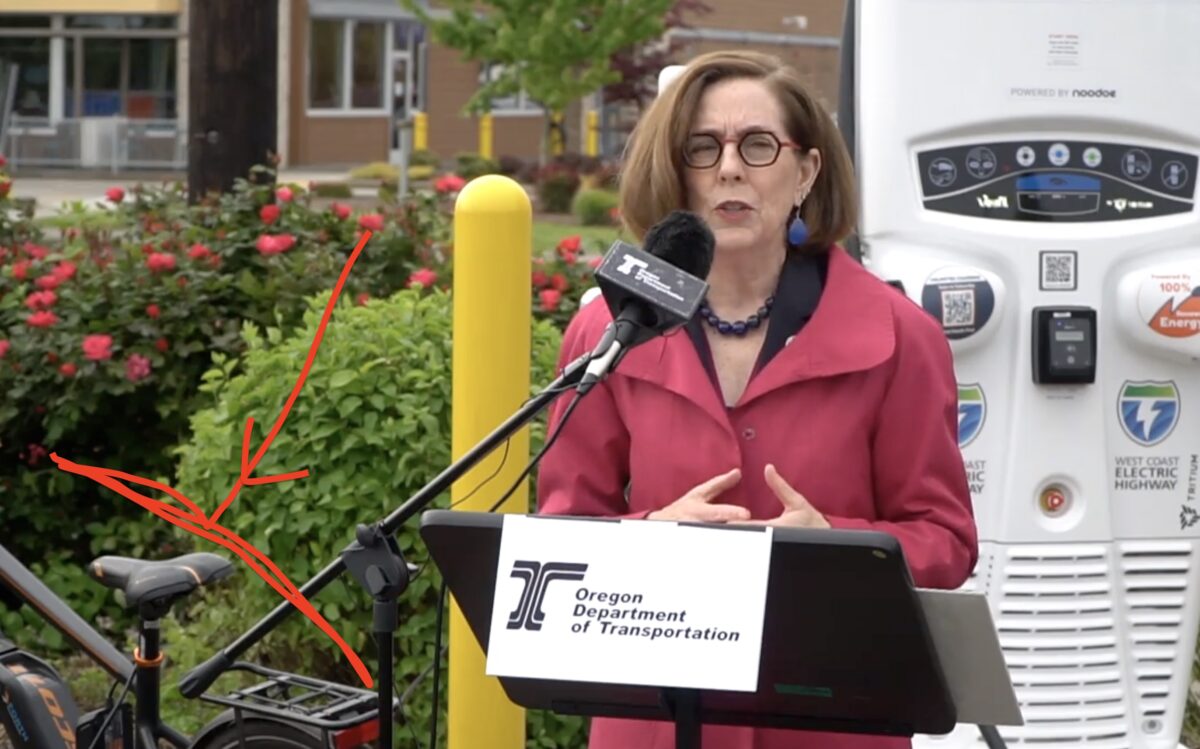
187 0 278 202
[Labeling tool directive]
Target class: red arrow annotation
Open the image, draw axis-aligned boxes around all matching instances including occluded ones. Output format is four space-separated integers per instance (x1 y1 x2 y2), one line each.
51 229 377 689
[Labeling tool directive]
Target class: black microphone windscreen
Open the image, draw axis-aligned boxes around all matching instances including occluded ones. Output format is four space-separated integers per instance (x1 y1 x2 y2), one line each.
640 210 715 281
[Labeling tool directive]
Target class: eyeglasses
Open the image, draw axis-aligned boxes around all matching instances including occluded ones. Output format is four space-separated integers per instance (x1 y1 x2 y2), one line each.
683 131 804 169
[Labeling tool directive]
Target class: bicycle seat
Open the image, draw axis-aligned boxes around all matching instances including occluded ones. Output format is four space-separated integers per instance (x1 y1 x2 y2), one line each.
89 552 234 612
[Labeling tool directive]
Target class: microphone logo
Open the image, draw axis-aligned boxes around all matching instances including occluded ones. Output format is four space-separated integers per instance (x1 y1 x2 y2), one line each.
506 560 588 631
616 254 650 276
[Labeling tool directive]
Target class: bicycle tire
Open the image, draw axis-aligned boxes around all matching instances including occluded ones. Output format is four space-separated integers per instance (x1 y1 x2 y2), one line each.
192 719 329 749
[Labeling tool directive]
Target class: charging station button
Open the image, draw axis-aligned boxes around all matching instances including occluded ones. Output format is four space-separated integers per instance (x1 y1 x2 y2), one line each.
1039 486 1070 516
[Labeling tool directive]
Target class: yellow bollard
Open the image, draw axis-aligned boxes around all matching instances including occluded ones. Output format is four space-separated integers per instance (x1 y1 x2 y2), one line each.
549 111 565 157
448 174 530 749
414 111 428 152
479 113 494 160
585 110 599 157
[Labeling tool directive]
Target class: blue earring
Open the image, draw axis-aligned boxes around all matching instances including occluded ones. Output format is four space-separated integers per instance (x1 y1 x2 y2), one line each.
787 210 809 247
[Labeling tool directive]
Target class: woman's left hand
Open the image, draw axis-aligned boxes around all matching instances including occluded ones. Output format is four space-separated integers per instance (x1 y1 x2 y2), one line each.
754 464 831 529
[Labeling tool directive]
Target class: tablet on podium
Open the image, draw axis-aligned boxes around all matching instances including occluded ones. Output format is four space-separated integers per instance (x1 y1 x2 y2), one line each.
418 510 1020 749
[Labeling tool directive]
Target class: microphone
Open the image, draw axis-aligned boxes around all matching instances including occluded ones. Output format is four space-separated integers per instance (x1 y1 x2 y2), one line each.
578 210 714 393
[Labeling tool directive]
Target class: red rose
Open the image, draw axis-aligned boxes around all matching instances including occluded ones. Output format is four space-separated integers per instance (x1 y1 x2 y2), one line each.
358 213 385 232
82 334 114 361
155 337 169 353
146 304 161 319
124 354 152 383
24 243 48 260
146 252 176 273
276 186 294 202
355 292 370 306
531 270 548 287
260 204 281 225
434 174 467 194
35 274 63 291
407 267 438 288
53 261 76 280
538 288 562 312
557 235 581 253
587 256 603 270
106 186 125 203
550 273 569 292
26 310 59 328
0 340 10 358
0 180 11 199
255 233 296 255
331 202 352 220
11 260 29 281
188 243 211 260
24 290 56 310
59 362 77 377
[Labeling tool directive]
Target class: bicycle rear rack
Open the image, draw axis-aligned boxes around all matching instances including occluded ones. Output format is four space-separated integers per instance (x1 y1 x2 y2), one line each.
199 661 398 730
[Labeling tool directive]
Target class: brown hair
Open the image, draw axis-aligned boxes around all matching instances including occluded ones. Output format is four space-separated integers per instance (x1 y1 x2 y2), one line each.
618 50 858 253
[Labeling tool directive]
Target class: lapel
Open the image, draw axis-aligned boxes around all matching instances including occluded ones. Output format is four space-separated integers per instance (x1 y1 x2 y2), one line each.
739 247 896 406
611 247 897 432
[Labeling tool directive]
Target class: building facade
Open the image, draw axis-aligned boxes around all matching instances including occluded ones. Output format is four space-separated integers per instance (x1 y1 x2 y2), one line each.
0 0 848 172
0 0 186 170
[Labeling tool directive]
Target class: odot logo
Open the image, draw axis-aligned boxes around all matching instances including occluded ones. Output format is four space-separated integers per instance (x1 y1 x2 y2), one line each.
506 560 588 632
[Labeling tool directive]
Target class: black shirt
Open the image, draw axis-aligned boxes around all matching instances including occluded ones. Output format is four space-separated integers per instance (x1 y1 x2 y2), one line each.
685 250 828 402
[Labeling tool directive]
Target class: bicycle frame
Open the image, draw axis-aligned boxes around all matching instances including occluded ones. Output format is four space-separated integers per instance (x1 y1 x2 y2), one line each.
1 541 388 749
0 541 189 748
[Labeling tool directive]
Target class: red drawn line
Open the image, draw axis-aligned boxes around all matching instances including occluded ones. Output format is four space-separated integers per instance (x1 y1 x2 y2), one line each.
51 229 377 689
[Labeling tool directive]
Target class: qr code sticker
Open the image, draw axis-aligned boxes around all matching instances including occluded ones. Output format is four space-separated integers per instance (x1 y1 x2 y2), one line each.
1040 251 1077 290
941 288 976 327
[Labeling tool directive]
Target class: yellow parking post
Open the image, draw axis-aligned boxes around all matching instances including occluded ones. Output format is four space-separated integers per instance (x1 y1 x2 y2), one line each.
414 111 428 152
586 110 599 157
479 113 494 160
448 174 530 749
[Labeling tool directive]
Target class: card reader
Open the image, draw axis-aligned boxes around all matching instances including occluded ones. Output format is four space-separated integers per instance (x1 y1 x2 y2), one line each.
1032 307 1097 384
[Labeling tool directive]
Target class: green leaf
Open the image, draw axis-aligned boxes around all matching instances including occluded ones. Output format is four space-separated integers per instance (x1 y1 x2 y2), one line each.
329 370 355 389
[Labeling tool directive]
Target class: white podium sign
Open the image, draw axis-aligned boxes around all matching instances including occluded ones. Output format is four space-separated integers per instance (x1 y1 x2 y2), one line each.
486 515 773 692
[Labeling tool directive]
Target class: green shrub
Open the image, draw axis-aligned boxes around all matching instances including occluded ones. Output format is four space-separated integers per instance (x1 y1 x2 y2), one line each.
536 164 580 214
455 152 500 181
310 182 354 198
572 188 619 227
349 161 400 181
169 287 583 745
409 149 441 168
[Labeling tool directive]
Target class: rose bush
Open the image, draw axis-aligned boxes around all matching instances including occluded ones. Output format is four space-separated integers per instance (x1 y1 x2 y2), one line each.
0 163 453 633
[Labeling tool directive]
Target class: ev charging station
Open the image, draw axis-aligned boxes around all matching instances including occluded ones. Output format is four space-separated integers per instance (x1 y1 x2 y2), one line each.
843 1 1200 747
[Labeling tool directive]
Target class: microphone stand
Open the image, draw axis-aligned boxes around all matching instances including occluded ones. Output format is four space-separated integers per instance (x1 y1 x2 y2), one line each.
179 348 602 737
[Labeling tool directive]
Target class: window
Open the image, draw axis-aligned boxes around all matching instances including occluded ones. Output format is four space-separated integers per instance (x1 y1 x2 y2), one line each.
308 19 388 112
0 36 51 116
480 63 541 115
66 14 176 29
0 15 51 28
309 20 343 108
63 37 177 119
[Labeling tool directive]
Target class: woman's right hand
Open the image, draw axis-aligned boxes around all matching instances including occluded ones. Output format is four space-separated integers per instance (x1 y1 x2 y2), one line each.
647 468 748 523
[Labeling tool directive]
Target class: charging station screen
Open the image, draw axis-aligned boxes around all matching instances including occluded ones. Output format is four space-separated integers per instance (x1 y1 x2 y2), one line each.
916 140 1196 221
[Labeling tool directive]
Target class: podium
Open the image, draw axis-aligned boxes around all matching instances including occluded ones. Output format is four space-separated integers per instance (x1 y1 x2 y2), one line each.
419 510 1022 748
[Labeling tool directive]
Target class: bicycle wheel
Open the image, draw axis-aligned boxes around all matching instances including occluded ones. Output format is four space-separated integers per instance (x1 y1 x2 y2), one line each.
193 719 329 749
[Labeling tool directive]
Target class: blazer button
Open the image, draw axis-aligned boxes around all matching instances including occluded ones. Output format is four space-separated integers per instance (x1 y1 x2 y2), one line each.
742 427 756 441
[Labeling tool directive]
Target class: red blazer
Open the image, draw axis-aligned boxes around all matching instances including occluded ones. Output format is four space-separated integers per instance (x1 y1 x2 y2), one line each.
537 246 978 749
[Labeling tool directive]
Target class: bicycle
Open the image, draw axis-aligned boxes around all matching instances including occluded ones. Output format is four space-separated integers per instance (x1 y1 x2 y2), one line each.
0 308 608 749
0 540 393 749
